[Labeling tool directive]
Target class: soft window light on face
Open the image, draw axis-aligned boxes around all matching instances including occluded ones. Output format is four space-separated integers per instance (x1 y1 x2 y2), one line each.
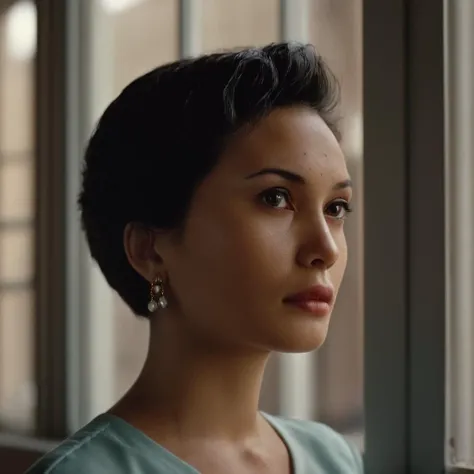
152 106 350 353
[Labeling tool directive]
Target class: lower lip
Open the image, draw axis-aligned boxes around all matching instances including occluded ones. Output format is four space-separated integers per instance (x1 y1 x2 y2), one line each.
284 300 331 317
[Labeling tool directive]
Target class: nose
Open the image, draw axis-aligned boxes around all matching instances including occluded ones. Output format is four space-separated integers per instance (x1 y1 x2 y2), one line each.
296 217 340 270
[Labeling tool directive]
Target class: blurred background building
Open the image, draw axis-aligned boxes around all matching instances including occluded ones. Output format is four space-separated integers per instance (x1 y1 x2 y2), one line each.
0 1 471 474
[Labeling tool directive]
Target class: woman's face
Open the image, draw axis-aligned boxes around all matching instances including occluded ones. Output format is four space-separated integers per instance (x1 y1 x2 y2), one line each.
160 106 351 353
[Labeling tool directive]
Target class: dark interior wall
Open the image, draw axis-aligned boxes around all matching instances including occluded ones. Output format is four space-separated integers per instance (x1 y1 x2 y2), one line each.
1 447 42 474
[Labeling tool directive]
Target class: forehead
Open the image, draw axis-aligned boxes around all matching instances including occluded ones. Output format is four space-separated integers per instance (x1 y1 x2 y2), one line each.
223 106 346 176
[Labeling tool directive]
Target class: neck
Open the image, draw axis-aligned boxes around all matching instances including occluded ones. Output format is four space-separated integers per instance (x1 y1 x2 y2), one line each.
112 315 271 441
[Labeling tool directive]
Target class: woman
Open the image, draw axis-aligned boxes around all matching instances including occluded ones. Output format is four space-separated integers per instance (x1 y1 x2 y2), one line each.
27 43 363 474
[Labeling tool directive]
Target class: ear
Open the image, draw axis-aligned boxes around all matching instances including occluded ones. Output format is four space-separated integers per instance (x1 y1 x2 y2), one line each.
123 222 163 283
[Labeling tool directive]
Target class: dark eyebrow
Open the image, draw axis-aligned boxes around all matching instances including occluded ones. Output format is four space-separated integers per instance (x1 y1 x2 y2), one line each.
245 168 353 191
245 168 305 183
333 179 353 190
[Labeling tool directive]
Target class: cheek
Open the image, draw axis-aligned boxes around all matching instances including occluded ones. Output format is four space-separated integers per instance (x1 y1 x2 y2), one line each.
169 210 294 321
191 216 290 287
330 232 348 293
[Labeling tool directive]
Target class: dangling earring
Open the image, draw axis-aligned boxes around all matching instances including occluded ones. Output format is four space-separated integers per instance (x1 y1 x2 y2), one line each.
148 277 168 313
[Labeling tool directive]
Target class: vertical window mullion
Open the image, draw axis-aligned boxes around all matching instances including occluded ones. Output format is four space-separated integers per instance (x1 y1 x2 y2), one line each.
179 0 202 58
278 0 316 422
363 0 409 472
35 0 68 439
279 0 309 42
407 1 446 472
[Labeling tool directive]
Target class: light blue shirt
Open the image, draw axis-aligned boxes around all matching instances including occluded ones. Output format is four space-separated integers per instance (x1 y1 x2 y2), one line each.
26 413 363 473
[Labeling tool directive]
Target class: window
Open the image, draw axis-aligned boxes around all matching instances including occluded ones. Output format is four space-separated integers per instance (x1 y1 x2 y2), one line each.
0 0 36 435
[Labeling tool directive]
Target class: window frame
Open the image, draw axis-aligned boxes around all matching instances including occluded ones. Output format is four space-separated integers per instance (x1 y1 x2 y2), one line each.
364 0 448 472
363 0 409 470
0 0 70 470
407 1 446 472
34 0 69 440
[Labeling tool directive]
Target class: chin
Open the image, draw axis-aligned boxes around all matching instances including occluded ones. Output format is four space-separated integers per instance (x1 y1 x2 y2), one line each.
264 319 330 354
277 336 328 354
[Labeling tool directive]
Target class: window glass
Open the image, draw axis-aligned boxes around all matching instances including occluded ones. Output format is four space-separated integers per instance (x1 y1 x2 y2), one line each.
0 0 36 434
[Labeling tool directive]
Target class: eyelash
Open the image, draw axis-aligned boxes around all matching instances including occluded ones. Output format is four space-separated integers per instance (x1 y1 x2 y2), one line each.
259 187 295 210
325 200 353 220
259 187 353 220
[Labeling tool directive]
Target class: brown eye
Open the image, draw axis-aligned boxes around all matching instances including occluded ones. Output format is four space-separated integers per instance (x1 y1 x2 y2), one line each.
325 200 353 220
260 188 293 210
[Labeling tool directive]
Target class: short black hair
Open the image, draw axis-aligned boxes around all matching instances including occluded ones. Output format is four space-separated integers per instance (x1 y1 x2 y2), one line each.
78 42 340 317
